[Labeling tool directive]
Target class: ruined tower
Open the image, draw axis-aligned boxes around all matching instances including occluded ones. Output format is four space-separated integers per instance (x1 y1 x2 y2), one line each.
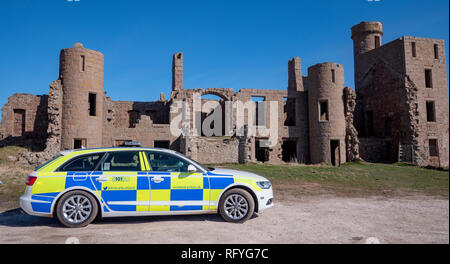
59 43 104 150
288 57 304 94
172 52 183 91
351 21 383 55
351 21 449 168
308 63 346 165
351 21 383 85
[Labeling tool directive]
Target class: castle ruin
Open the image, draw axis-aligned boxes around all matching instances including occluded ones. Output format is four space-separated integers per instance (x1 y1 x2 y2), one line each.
0 21 448 168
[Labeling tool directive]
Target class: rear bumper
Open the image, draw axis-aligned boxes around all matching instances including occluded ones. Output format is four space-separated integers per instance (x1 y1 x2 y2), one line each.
20 195 33 215
20 187 53 217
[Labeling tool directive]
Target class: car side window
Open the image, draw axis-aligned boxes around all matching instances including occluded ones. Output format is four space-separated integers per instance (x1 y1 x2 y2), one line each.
146 151 190 172
100 151 141 172
58 153 103 172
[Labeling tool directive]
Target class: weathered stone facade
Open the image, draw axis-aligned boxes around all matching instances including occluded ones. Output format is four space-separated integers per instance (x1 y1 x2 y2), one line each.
181 136 240 164
307 63 346 165
0 93 48 150
344 86 360 162
352 22 449 168
0 21 448 168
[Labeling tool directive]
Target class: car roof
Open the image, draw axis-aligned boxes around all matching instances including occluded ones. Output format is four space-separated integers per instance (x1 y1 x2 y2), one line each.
59 147 178 156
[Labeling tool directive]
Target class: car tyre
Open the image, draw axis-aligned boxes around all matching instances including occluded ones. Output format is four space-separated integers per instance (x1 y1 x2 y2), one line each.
219 188 255 223
56 190 98 228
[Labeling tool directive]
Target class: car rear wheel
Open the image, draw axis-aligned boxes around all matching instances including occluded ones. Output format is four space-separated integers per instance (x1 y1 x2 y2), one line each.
56 190 98 228
219 188 255 223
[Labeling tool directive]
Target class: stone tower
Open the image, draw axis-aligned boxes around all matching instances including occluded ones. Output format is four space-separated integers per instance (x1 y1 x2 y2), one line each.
351 21 383 55
172 52 183 91
351 21 449 168
59 43 104 150
351 21 383 85
308 63 346 165
288 57 304 95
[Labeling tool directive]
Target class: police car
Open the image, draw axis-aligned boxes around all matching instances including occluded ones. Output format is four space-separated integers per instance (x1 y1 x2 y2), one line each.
20 147 274 227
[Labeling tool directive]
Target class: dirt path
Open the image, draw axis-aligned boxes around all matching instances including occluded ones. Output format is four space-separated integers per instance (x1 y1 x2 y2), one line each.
0 195 448 244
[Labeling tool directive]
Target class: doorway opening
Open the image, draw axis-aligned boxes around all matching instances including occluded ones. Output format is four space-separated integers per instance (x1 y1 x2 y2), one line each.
365 110 374 136
330 140 340 166
282 139 297 162
255 139 269 163
13 109 26 137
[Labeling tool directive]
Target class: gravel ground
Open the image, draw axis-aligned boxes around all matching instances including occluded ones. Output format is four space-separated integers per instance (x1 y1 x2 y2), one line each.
0 194 447 244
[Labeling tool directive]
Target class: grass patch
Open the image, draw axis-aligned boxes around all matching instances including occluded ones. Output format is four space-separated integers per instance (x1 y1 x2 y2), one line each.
0 146 27 165
0 144 448 210
0 146 33 209
211 162 449 197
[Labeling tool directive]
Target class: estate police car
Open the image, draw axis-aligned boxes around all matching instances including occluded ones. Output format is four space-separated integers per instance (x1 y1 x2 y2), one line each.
20 147 274 227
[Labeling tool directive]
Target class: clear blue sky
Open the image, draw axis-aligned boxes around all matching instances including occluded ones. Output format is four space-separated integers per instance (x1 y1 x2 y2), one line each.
0 0 448 117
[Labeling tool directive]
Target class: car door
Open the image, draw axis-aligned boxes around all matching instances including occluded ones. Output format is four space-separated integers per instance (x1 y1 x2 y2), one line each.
45 153 104 214
96 151 149 212
144 151 209 212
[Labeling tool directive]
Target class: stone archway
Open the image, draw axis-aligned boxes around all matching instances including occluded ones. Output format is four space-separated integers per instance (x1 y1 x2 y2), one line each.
201 88 234 102
197 89 234 137
200 93 226 137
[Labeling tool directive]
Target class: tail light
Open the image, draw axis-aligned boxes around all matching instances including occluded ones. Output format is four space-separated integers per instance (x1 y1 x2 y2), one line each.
25 175 37 186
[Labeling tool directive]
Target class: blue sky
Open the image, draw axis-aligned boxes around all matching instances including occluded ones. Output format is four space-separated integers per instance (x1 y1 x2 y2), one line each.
0 0 448 116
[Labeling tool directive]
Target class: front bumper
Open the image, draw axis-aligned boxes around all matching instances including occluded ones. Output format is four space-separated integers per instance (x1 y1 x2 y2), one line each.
256 187 274 212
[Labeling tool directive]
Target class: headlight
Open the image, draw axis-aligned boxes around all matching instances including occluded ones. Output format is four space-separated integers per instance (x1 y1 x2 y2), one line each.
256 181 271 189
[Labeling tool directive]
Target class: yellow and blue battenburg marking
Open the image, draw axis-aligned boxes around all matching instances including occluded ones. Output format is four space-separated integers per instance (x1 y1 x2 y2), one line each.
27 149 258 214
29 171 238 214
29 172 239 213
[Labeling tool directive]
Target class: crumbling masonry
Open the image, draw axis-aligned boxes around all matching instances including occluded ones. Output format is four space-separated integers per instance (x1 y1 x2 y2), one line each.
0 22 448 168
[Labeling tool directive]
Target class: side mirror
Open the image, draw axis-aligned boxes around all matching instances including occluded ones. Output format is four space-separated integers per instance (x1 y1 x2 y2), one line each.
187 164 197 173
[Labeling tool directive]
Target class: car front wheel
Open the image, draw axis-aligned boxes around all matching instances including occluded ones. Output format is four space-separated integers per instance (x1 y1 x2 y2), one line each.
219 188 255 223
56 190 98 228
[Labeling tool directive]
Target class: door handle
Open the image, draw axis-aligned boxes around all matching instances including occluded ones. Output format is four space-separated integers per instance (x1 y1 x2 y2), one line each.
151 177 164 183
96 177 110 183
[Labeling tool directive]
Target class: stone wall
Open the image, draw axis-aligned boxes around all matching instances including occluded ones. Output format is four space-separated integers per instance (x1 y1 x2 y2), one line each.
102 97 177 149
402 37 449 168
181 136 240 164
172 85 311 164
43 80 63 155
308 63 346 165
0 93 48 150
353 26 449 168
343 87 359 161
59 43 104 150
17 80 63 165
358 137 390 163
356 59 413 163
